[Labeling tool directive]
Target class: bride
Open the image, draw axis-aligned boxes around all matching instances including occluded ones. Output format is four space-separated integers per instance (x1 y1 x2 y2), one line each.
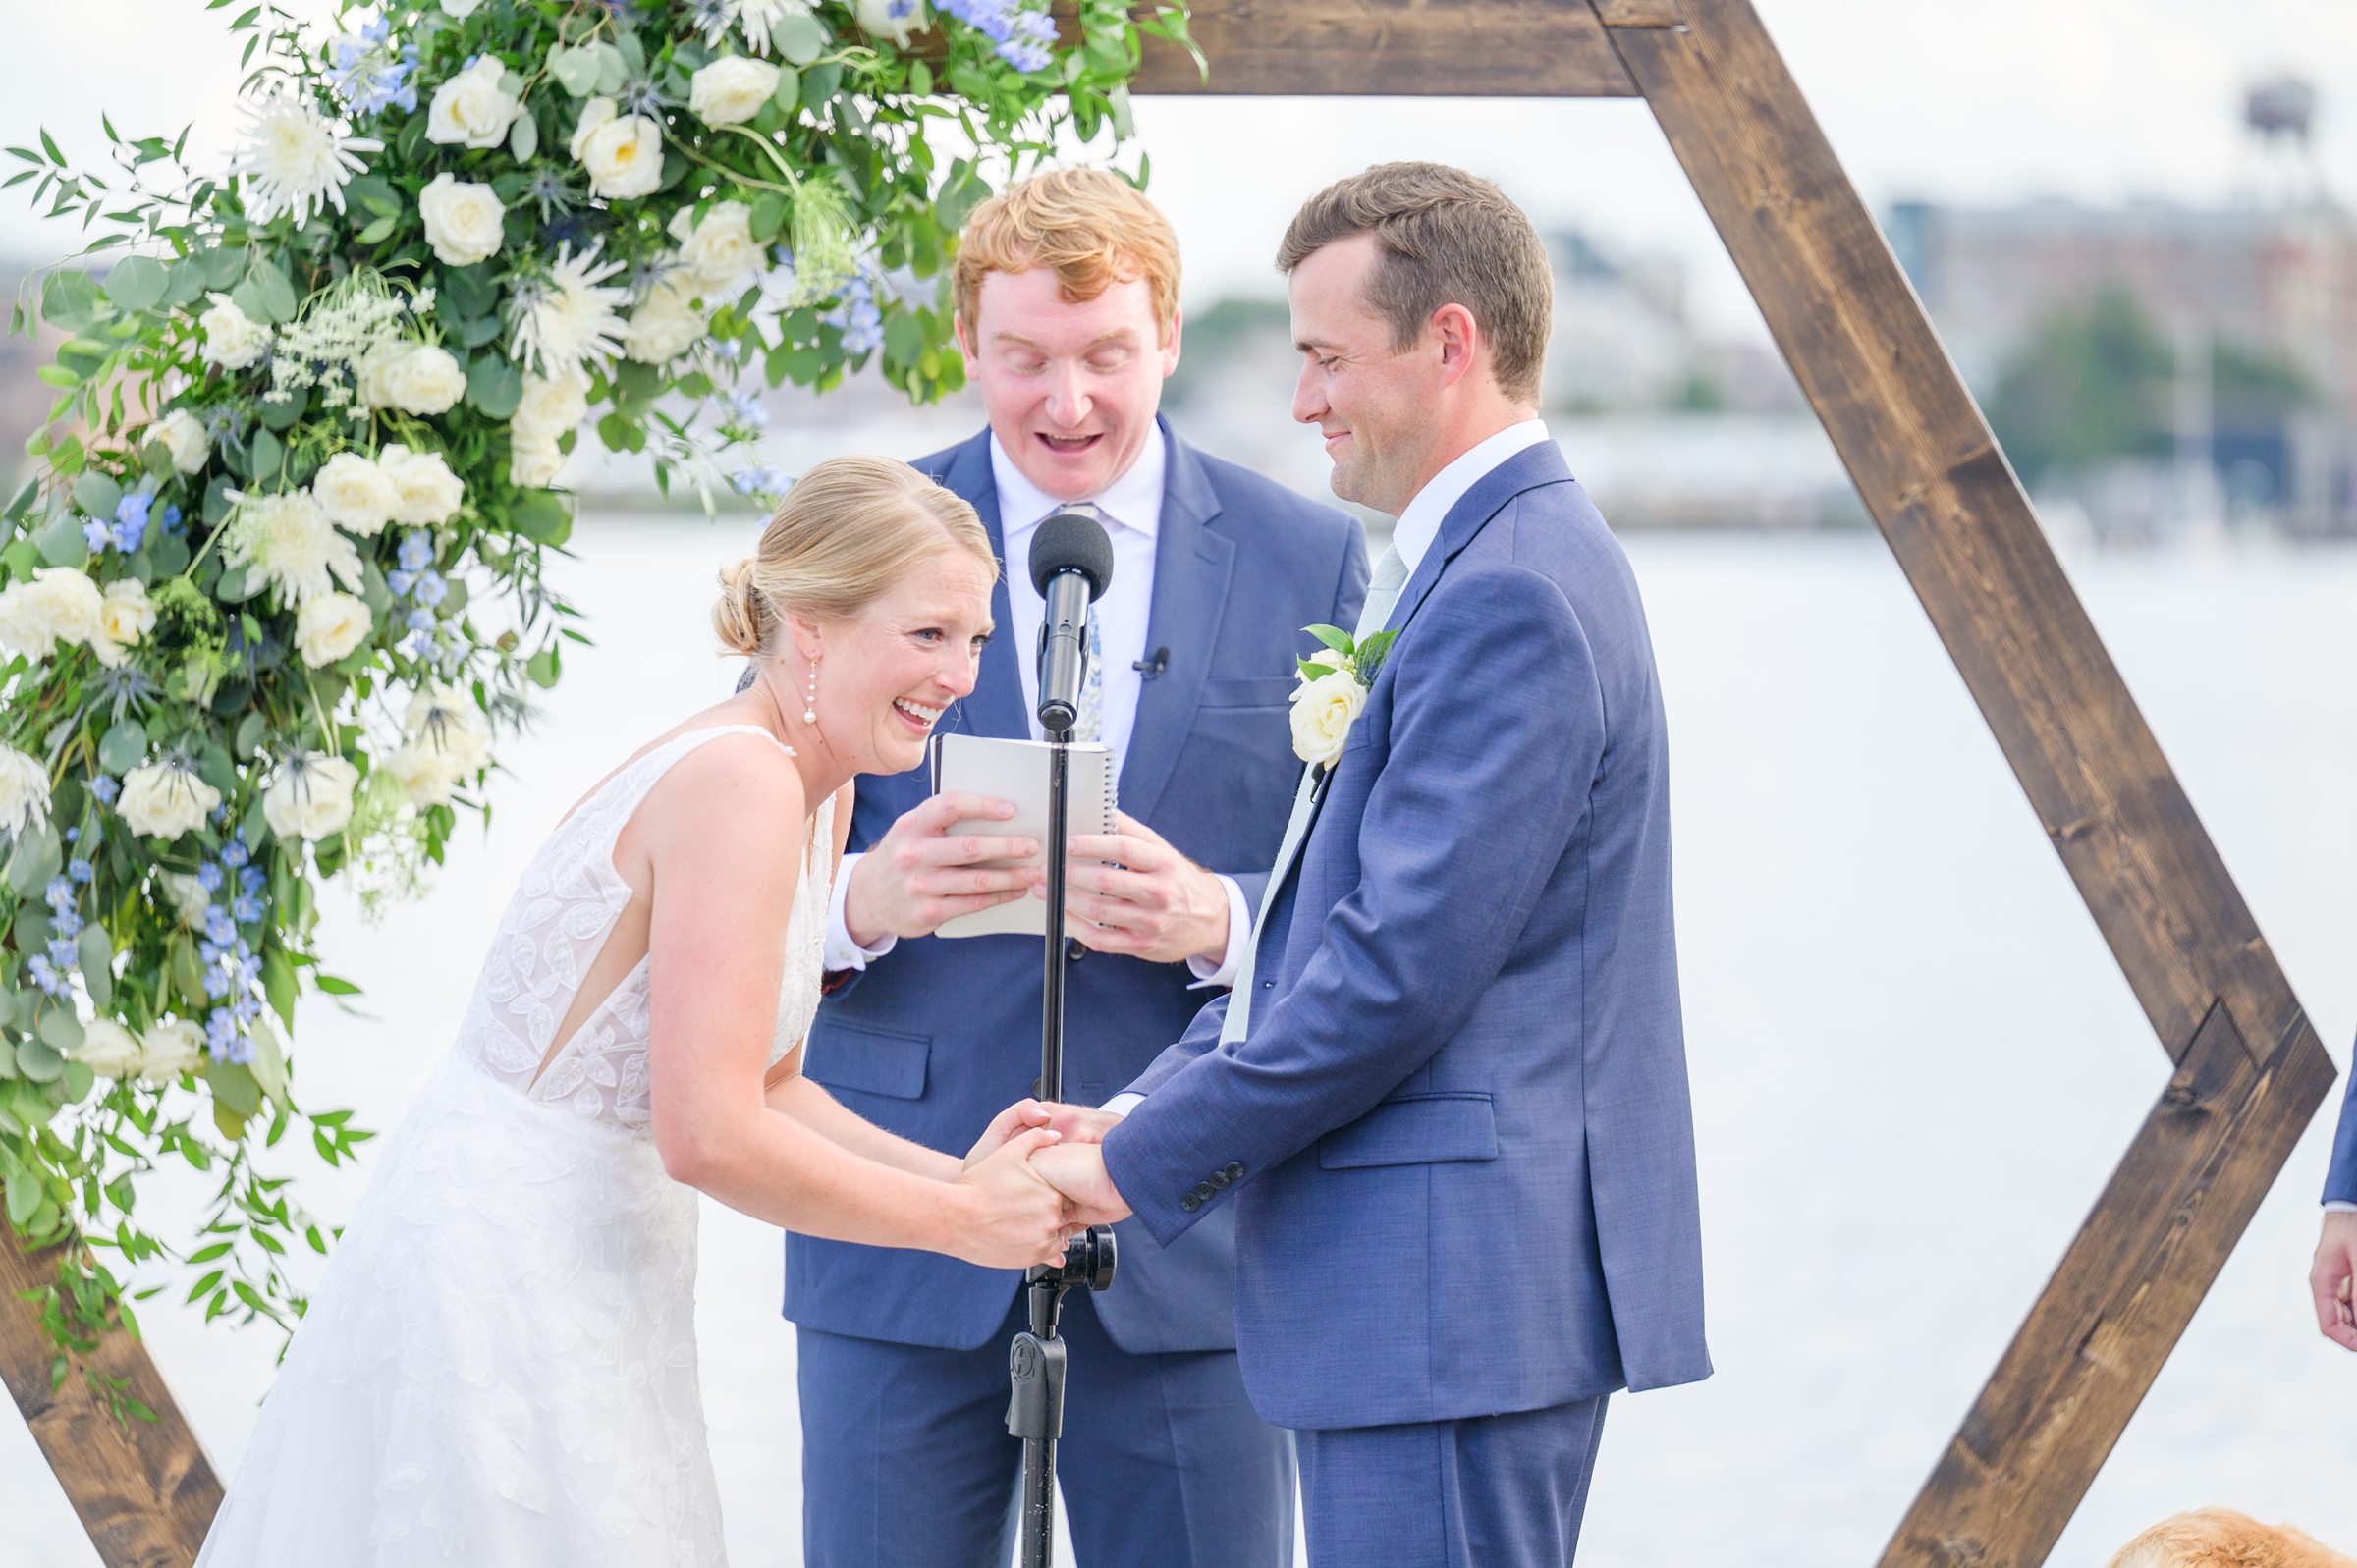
196 456 1073 1565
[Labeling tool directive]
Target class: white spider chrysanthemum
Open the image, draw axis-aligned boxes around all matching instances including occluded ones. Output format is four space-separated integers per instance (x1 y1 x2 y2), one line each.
707 0 816 53
508 244 630 377
223 491 365 607
229 89 381 230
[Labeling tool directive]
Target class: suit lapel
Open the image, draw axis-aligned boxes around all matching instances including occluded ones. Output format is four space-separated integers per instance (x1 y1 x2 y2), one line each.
1118 422 1231 825
935 431 1030 745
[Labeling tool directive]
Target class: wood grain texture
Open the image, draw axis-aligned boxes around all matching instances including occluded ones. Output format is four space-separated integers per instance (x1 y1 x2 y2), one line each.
0 1228 220 1568
1598 0 2309 1074
1878 1004 2335 1567
1120 0 1640 96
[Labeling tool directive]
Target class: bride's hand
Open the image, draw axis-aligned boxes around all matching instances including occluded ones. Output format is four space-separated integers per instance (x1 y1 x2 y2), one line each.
948 1127 1073 1270
963 1098 1054 1173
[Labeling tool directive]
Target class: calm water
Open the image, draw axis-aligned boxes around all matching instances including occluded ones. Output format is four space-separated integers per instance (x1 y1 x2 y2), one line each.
8 523 2354 1566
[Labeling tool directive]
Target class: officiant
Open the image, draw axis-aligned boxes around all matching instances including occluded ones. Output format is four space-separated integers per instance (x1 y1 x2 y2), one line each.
785 170 1368 1568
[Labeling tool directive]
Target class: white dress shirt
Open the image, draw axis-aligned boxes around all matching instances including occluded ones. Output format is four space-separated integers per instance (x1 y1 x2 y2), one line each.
1101 419 1557 1119
824 427 1254 986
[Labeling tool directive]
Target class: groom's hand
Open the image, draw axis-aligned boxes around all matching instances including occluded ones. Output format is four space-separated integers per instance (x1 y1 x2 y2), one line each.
846 793 1043 946
2312 1211 2357 1352
1059 813 1231 965
1038 1102 1124 1144
963 1098 1055 1173
1029 1142 1131 1227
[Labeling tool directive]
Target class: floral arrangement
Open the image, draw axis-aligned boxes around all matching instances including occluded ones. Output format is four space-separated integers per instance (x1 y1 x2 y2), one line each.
0 0 1187 1380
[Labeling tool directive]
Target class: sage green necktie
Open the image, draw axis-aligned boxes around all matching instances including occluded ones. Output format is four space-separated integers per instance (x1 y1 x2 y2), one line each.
1221 545 1407 1043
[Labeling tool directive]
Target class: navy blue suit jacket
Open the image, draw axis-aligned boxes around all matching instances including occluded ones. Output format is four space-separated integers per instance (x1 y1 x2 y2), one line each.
786 420 1367 1352
1101 442 1712 1430
2326 1043 2357 1206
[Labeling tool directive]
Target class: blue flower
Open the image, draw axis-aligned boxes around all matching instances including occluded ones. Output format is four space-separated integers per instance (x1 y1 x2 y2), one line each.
27 954 68 998
722 390 769 431
159 504 184 536
44 876 75 912
203 906 236 945
993 9 1057 72
67 857 92 885
204 1008 251 1063
221 838 249 871
82 516 114 552
406 607 438 634
231 993 261 1024
196 861 225 892
112 492 152 554
240 866 266 896
412 570 449 609
398 532 434 573
45 937 80 971
52 908 82 940
90 774 120 805
232 892 264 924
61 826 77 843
731 466 789 497
387 568 416 596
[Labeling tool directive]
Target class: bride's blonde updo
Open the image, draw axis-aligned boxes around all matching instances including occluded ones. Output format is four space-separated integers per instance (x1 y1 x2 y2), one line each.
713 456 997 659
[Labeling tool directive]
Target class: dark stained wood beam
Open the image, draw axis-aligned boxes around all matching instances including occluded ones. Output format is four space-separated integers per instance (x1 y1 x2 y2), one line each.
1589 2 2337 1562
0 1228 220 1566
1123 1 1640 96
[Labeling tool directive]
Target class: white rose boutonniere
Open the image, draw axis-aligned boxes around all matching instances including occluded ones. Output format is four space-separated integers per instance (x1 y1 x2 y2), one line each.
1288 623 1397 772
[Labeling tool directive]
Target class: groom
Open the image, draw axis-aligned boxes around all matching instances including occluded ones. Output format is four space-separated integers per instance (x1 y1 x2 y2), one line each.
1037 163 1713 1566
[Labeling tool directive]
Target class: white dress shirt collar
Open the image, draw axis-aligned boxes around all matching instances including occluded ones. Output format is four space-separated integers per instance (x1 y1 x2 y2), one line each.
1390 419 1552 577
989 424 1169 542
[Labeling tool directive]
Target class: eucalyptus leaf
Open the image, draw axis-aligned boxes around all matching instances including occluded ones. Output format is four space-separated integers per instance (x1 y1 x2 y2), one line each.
549 44 602 96
466 353 522 419
249 256 299 322
34 1008 81 1054
98 717 147 775
77 924 112 1010
592 41 629 94
6 821 62 897
249 1021 288 1107
772 11 826 65
72 471 122 517
247 427 284 480
509 110 538 162
103 254 167 312
207 1058 262 1117
32 511 88 568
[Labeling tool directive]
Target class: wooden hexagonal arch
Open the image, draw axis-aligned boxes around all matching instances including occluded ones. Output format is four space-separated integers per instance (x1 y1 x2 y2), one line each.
5 2 2336 1563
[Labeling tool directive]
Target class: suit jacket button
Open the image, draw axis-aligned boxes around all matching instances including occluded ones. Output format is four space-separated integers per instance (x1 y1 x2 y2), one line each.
1209 1170 1230 1190
1066 938 1085 962
1179 1192 1201 1214
1194 1181 1216 1202
1224 1162 1244 1181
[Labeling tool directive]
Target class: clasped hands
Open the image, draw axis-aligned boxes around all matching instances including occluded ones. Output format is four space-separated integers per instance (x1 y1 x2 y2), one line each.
845 794 1230 966
961 1098 1131 1256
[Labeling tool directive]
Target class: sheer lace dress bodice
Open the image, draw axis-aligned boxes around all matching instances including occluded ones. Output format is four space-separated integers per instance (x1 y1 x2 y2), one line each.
455 724 832 1128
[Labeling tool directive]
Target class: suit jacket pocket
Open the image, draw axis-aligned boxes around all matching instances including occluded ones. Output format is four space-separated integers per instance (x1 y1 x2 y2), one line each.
1197 675 1300 710
804 1019 931 1101
1317 1092 1499 1170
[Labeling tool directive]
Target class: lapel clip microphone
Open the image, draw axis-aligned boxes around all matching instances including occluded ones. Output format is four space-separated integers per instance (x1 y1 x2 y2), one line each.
1132 647 1170 679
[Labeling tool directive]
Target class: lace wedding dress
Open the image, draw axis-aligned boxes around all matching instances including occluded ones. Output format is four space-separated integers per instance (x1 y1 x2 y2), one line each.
196 725 830 1566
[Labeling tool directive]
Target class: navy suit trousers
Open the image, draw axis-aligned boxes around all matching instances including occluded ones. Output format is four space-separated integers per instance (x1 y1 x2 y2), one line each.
1295 1397 1609 1568
795 1288 1295 1568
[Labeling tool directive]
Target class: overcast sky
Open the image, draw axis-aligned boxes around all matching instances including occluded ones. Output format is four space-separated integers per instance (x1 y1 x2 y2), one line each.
4 0 2352 339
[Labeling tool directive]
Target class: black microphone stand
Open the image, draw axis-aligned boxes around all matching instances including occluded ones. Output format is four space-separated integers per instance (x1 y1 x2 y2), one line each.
1006 690 1118 1568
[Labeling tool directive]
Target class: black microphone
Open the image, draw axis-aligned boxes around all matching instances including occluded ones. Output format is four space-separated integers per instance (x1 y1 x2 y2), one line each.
1028 511 1114 737
1133 646 1170 679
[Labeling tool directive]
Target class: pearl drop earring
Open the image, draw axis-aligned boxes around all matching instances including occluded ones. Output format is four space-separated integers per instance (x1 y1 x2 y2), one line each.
803 658 818 725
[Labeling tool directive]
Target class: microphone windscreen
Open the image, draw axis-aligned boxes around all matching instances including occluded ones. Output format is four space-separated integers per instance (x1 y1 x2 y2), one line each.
1028 511 1115 599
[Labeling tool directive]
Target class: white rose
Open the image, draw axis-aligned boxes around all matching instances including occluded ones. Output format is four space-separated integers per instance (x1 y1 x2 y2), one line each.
311 451 400 536
689 57 782 129
669 200 759 295
138 1019 206 1083
92 579 156 669
623 274 707 363
149 409 211 474
0 744 50 837
0 567 104 661
418 173 507 267
1288 668 1366 770
360 342 466 416
572 98 663 200
509 436 566 489
511 366 589 446
75 1019 145 1079
118 763 221 840
377 443 466 525
385 740 465 807
426 55 522 149
155 871 211 929
855 0 927 45
198 292 270 371
405 685 492 774
263 754 358 841
295 591 372 668
439 0 485 19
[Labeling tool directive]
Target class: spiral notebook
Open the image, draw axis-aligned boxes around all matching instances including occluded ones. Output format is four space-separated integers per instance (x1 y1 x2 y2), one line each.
926 732 1119 940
